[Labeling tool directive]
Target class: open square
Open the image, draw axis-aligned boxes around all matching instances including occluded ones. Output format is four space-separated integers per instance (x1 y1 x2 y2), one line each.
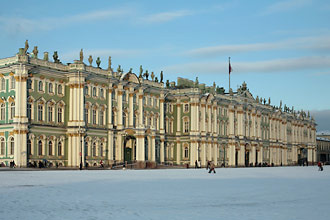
0 166 328 219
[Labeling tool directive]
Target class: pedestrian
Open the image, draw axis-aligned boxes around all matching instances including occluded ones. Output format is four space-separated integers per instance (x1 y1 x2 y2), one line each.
206 161 210 170
195 160 198 169
208 162 216 174
100 160 104 168
318 161 323 171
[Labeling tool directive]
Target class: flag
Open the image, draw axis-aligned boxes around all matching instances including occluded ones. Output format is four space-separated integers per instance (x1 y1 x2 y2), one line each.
229 58 232 74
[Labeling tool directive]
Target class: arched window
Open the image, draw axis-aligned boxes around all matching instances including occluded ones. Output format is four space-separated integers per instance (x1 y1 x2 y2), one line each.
92 109 97 124
10 137 14 155
48 83 53 93
48 141 53 156
58 85 63 95
38 81 43 91
84 108 89 123
38 140 43 155
184 146 189 158
0 138 4 155
99 110 104 126
1 78 5 91
100 88 104 98
92 142 96 156
57 107 62 123
10 102 15 119
38 104 43 121
0 103 5 120
92 87 97 97
10 76 15 89
58 142 62 156
184 119 189 133
27 139 31 156
122 92 126 103
84 141 88 156
112 90 115 100
99 143 103 157
184 104 189 112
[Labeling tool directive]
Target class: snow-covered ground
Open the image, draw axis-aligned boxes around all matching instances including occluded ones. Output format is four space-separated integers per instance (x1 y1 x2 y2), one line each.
0 166 329 220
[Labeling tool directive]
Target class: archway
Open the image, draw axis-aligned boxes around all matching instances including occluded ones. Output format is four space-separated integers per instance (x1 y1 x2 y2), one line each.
124 135 136 163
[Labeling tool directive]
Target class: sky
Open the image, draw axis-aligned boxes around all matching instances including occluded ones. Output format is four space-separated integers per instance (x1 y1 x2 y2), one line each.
0 0 329 131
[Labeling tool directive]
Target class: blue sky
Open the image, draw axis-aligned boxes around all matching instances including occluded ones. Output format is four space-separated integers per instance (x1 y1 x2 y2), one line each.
0 0 329 131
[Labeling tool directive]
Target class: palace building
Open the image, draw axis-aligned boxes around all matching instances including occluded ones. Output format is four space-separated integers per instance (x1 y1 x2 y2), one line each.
0 45 317 168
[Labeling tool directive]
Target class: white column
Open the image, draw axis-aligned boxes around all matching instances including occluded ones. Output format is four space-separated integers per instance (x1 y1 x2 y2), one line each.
160 139 165 163
176 141 181 165
129 90 134 127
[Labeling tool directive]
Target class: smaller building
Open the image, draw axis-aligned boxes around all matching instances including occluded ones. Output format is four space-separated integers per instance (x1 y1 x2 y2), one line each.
317 133 330 164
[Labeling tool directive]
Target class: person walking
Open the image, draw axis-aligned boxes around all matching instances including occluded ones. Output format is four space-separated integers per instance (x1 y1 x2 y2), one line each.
318 161 323 171
206 161 211 170
208 162 216 174
195 160 198 169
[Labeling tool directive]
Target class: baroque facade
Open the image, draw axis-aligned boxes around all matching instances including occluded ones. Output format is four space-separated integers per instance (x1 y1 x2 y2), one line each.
0 46 317 168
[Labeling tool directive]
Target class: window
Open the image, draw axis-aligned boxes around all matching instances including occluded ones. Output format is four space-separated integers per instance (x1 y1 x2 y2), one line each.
10 137 14 155
27 79 32 90
1 78 5 91
184 120 189 133
38 140 43 155
133 114 136 127
1 104 5 120
184 146 189 158
48 106 53 122
85 108 89 123
27 103 31 119
184 104 189 112
0 138 4 155
58 142 62 156
84 86 89 95
10 76 15 89
38 104 43 121
48 141 53 156
84 141 89 156
92 87 97 97
92 109 97 124
100 88 104 99
57 107 62 123
133 94 136 104
123 113 126 127
112 90 116 100
99 110 104 126
123 92 127 103
48 83 53 93
38 81 43 91
10 102 15 119
58 85 63 95
92 142 96 157
99 143 103 157
27 139 31 155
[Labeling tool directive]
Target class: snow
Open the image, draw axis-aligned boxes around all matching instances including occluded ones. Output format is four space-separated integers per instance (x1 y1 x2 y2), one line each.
0 166 329 220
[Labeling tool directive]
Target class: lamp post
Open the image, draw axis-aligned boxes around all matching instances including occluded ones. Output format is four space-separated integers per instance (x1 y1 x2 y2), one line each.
79 128 83 170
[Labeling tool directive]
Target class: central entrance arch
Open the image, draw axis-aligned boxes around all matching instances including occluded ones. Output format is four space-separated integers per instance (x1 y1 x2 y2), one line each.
124 135 136 163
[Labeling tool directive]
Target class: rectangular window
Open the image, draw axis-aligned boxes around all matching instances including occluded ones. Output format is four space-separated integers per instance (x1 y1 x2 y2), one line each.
57 108 62 123
27 103 31 119
48 106 53 122
92 110 97 124
99 111 104 126
184 121 189 133
38 105 43 121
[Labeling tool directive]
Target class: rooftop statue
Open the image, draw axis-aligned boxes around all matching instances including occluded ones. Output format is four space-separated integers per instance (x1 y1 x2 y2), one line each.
139 65 143 78
268 97 271 105
129 68 132 73
108 56 112 70
80 49 83 62
280 100 282 109
160 71 163 83
88 55 93 66
166 80 170 88
195 77 199 88
53 51 59 63
24 40 29 54
32 46 38 58
151 72 155 81
144 70 149 80
155 77 158 82
117 65 122 73
96 57 101 68
256 96 259 103
43 52 49 61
